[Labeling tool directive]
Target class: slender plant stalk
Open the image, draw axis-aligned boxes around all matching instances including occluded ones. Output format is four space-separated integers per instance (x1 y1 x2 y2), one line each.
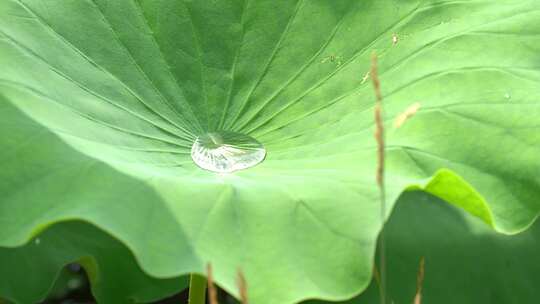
237 268 249 304
207 264 219 304
188 273 207 304
414 257 426 304
370 52 387 304
372 264 381 284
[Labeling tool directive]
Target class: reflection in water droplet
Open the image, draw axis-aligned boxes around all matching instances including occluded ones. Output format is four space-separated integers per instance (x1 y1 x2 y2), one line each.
191 131 266 173
505 93 511 99
35 238 41 245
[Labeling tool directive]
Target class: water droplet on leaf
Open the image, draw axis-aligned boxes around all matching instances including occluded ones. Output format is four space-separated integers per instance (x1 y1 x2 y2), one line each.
191 131 266 173
34 238 40 245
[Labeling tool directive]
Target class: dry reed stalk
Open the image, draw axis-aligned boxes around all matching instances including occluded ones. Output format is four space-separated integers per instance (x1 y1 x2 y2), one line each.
370 52 387 304
207 264 219 304
237 268 249 304
373 264 382 289
413 257 425 304
371 53 384 188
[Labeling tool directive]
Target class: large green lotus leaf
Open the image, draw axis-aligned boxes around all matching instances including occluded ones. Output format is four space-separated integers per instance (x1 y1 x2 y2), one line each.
0 98 187 303
0 98 188 303
1 0 540 303
0 220 186 304
367 191 540 304
308 191 540 304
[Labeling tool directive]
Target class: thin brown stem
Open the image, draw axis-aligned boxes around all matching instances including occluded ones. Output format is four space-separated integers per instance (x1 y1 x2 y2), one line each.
237 268 249 304
370 52 387 304
373 264 385 302
207 263 219 304
414 257 425 304
371 52 384 188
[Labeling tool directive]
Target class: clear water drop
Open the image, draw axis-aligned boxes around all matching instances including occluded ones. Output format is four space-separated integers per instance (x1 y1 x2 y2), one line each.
191 131 266 173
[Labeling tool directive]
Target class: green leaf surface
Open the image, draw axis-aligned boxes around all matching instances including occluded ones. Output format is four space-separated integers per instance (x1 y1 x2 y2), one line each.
373 191 540 304
1 0 539 303
0 219 187 303
307 191 540 304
